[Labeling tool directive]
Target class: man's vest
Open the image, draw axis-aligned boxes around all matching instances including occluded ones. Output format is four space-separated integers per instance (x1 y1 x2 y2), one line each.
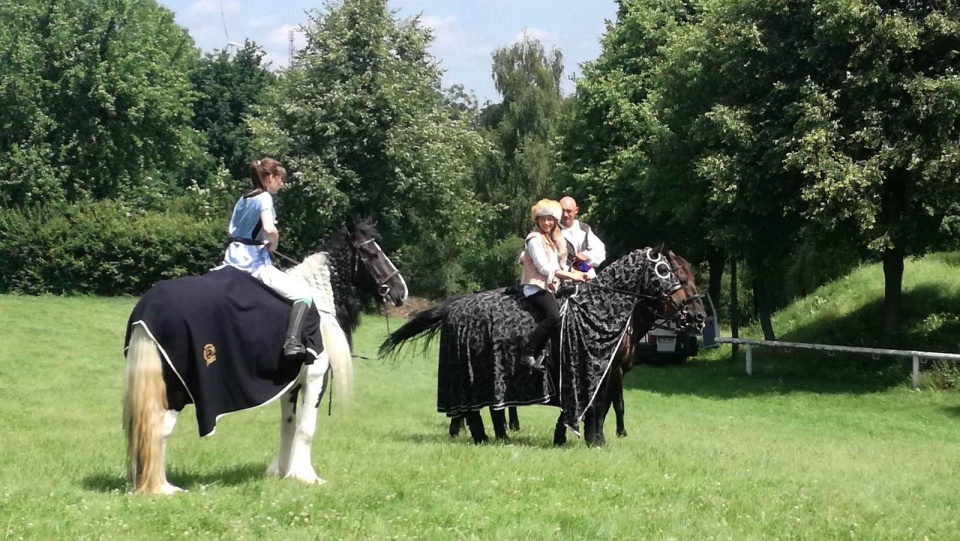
565 221 593 270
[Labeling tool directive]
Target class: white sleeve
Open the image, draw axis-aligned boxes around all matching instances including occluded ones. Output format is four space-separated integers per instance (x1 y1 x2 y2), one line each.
586 229 606 266
525 237 557 284
257 192 276 225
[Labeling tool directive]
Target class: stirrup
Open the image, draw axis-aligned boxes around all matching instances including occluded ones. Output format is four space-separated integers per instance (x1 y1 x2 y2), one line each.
283 339 307 358
519 353 545 372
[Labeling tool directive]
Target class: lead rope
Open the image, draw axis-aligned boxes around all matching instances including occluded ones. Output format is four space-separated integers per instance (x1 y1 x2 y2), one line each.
327 368 333 416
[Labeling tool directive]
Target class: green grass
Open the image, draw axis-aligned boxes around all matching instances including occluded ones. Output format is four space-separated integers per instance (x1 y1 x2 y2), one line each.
2 279 960 539
729 252 960 386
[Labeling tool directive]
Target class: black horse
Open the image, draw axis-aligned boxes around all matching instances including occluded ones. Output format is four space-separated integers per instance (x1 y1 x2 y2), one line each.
473 251 704 442
379 247 704 446
309 218 408 342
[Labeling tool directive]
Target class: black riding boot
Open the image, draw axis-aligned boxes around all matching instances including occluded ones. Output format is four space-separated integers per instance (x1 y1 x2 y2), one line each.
520 325 550 372
283 300 311 359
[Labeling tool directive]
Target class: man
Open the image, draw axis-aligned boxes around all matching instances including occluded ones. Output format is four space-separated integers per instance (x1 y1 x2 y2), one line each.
559 196 606 279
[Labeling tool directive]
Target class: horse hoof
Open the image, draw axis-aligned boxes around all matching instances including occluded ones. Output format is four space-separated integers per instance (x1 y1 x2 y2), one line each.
617 429 627 438
509 422 520 432
160 483 185 495
265 457 283 477
586 437 606 448
473 435 489 445
287 472 325 485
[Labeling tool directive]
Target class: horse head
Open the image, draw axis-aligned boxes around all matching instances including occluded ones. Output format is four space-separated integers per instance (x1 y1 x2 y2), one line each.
345 218 408 307
640 246 705 334
666 250 706 333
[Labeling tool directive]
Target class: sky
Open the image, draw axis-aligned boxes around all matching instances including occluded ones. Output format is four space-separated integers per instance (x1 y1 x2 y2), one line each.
157 0 620 105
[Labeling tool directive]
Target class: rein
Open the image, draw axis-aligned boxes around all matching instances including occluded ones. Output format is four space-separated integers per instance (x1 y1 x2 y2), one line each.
576 273 689 327
271 249 302 267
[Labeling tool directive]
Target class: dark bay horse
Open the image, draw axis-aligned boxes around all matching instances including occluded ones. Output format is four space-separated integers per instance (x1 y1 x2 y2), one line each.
448 251 704 444
124 219 407 494
380 248 704 446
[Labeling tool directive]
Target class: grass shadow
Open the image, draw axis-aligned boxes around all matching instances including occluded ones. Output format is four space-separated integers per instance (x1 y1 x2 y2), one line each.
166 463 266 490
82 462 267 493
626 284 960 399
82 473 128 493
941 405 960 418
385 421 567 449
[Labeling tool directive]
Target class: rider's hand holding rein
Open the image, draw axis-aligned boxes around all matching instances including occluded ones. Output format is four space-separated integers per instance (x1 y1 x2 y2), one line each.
557 269 589 283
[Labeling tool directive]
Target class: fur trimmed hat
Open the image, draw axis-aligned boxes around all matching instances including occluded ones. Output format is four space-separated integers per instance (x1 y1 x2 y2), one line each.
530 198 562 222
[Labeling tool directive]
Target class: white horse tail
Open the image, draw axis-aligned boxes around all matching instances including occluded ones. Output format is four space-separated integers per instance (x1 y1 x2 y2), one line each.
320 315 353 403
123 324 168 494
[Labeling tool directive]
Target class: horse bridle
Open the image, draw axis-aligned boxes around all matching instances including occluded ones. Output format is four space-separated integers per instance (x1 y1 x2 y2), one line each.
351 236 400 303
576 255 696 329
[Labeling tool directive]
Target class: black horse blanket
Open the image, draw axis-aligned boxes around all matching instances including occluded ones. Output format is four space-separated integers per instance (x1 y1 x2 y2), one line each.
124 266 322 436
436 249 667 431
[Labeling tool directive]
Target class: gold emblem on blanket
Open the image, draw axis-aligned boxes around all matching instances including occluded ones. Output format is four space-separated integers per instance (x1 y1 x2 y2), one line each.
203 344 217 366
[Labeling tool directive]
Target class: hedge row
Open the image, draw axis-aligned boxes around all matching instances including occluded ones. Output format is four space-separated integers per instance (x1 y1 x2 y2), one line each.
0 199 225 296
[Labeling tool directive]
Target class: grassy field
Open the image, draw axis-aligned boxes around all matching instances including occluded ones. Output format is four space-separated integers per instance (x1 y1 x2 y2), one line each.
2 258 960 540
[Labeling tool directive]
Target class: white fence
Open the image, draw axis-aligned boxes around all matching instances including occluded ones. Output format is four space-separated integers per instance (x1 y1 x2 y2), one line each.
714 336 960 390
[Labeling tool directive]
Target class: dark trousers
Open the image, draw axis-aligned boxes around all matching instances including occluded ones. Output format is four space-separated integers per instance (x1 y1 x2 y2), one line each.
523 289 560 356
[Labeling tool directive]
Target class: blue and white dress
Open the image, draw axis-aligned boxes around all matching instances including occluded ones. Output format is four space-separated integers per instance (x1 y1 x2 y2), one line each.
224 192 274 273
220 192 311 303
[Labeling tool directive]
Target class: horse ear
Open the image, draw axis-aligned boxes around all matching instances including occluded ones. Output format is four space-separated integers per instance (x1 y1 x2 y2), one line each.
650 243 663 258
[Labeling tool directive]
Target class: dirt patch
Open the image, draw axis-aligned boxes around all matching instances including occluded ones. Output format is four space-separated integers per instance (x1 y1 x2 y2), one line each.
384 296 434 319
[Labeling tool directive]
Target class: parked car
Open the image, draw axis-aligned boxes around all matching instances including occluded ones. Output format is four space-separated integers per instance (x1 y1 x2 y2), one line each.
634 294 719 365
635 318 700 364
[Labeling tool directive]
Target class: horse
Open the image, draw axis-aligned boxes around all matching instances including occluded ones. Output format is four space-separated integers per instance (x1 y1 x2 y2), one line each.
486 251 704 443
604 252 701 439
379 247 705 447
123 219 407 494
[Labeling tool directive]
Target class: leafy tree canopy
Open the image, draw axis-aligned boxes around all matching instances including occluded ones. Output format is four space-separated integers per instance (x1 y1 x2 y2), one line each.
249 0 492 297
0 0 201 208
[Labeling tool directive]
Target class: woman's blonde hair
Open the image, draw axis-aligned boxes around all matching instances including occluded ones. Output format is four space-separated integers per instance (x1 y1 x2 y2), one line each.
528 198 567 265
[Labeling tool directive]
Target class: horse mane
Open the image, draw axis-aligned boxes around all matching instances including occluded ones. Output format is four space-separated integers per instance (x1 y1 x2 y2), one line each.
317 218 382 345
286 252 337 317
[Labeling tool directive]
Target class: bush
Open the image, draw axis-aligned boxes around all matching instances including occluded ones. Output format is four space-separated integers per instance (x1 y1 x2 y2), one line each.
461 235 524 292
0 199 224 296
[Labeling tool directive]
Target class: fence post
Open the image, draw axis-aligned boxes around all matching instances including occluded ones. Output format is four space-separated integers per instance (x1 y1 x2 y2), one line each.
746 343 753 376
912 356 919 391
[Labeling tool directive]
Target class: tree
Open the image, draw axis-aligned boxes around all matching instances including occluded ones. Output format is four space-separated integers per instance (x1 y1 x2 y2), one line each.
556 0 723 299
0 0 202 208
780 0 960 334
477 36 567 239
249 0 491 297
560 0 960 338
191 41 276 182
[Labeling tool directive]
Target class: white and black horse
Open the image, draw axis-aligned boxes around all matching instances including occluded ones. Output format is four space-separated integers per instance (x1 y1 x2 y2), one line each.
379 247 704 446
123 220 407 494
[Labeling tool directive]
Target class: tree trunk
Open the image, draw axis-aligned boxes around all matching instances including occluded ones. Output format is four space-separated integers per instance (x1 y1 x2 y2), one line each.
753 274 776 341
731 258 739 360
878 166 906 339
707 246 725 313
882 246 904 337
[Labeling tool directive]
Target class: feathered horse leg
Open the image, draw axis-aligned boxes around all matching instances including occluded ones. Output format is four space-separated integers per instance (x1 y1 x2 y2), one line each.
285 315 352 485
123 325 182 494
266 381 300 478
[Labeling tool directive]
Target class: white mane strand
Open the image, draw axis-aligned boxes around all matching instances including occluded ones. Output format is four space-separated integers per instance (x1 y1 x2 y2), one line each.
286 252 337 317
